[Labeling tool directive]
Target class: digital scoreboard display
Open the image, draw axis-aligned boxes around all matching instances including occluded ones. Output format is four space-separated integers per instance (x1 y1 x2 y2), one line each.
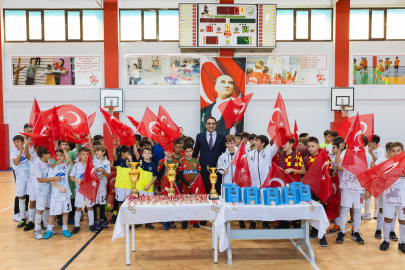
179 3 276 49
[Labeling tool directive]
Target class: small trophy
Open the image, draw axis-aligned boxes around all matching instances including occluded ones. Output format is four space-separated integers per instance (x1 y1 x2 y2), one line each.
126 160 142 197
165 162 178 197
207 166 220 200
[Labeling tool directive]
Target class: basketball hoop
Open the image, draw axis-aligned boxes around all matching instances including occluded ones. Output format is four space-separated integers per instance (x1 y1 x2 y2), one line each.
104 106 115 115
340 105 352 118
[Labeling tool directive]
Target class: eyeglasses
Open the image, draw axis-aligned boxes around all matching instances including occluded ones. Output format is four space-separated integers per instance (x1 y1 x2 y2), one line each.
206 123 216 125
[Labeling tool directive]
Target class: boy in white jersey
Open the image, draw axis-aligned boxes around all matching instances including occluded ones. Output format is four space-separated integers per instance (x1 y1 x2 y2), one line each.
92 145 111 229
24 139 39 231
11 135 31 228
335 134 373 245
69 144 100 235
380 142 405 252
44 147 72 239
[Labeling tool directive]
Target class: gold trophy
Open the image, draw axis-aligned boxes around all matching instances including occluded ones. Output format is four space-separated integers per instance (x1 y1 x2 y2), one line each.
165 162 178 197
126 160 142 197
207 166 220 200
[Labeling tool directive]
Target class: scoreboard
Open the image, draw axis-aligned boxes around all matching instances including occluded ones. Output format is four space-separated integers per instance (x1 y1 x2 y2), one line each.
179 3 276 49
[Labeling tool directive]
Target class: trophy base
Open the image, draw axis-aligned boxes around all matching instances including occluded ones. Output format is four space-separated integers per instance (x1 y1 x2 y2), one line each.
209 194 219 200
131 188 139 197
167 192 175 197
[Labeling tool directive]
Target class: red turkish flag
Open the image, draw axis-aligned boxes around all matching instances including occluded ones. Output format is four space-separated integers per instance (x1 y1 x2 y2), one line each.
262 162 298 188
127 116 140 130
267 93 293 147
218 93 253 129
107 168 116 207
325 203 340 221
301 149 333 203
29 98 41 127
21 132 56 160
342 113 368 176
158 106 181 133
326 173 341 205
192 174 206 195
231 141 252 187
100 107 136 147
356 151 405 198
79 156 100 204
336 114 374 141
161 178 181 196
88 112 96 128
293 120 298 148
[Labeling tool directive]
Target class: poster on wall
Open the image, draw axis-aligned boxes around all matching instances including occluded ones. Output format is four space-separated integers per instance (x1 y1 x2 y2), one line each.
11 55 102 88
239 54 328 86
200 56 246 134
352 54 405 85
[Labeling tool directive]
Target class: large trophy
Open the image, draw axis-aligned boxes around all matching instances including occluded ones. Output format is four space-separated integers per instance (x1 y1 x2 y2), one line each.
165 162 178 197
207 166 220 200
126 160 142 197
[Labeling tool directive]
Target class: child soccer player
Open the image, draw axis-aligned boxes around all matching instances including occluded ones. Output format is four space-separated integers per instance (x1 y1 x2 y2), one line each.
24 138 38 231
246 68 253 82
320 130 333 149
275 73 285 84
11 135 31 228
93 145 111 229
379 142 405 252
246 133 256 153
271 73 277 84
234 134 242 147
368 135 384 163
394 57 400 75
69 145 100 234
353 59 358 84
279 138 306 182
44 147 72 239
173 140 184 161
241 132 250 146
178 143 201 229
334 135 372 245
375 59 384 84
296 137 309 159
286 71 296 85
94 135 105 146
247 60 264 84
261 66 271 84
218 135 238 184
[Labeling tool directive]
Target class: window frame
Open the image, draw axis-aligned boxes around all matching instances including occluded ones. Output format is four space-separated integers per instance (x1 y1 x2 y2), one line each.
119 8 180 42
276 8 333 42
3 8 103 43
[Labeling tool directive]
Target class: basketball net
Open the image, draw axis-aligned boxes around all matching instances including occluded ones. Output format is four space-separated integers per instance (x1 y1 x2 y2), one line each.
340 106 349 118
104 106 115 116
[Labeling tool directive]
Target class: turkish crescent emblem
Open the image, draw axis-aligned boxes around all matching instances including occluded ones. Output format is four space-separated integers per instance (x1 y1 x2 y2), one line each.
40 126 47 135
66 111 82 126
354 130 362 141
360 122 367 134
268 178 285 187
90 168 96 176
332 183 337 194
270 108 283 124
382 162 399 175
237 103 245 114
148 121 160 135
161 116 170 127
321 161 329 171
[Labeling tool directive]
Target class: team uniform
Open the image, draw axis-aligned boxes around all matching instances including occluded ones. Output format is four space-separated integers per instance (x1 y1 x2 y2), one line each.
286 76 295 85
28 152 39 201
113 158 132 202
11 149 31 197
136 160 158 196
217 147 238 184
261 73 271 84
48 163 72 215
278 151 304 182
93 157 111 205
394 59 400 71
35 160 51 211
178 158 201 194
247 71 262 84
247 143 279 188
70 162 94 208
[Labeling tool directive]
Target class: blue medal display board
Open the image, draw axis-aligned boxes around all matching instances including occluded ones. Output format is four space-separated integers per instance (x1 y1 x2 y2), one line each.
223 183 242 203
242 187 261 205
281 186 299 205
261 187 281 206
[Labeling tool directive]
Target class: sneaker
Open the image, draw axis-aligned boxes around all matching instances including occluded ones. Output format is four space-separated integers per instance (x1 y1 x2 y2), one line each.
361 213 372 220
135 224 142 229
309 228 318 239
262 221 271 229
168 222 176 228
375 230 382 239
62 230 71 237
193 223 200 228
399 243 405 253
43 230 53 239
43 228 56 235
348 220 353 224
329 224 341 233
34 230 43 240
110 214 117 224
239 221 246 229
71 227 80 235
13 213 21 222
145 223 154 230
99 221 108 229
182 221 188 229
390 231 399 241
17 220 27 228
336 232 345 244
89 225 99 233
163 222 169 230
249 221 256 229
352 232 365 244
320 236 328 247
24 222 35 231
380 241 390 251
94 222 100 230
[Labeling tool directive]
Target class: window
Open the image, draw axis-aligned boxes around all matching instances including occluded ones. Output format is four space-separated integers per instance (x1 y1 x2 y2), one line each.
371 10 384 39
350 9 369 40
68 11 81 40
83 10 104 40
387 9 405 39
5 10 26 41
119 9 179 41
44 10 65 41
29 11 42 40
276 8 333 41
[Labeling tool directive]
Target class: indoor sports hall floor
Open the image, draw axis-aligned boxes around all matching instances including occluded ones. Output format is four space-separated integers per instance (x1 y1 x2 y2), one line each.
1 170 405 270
355 66 405 85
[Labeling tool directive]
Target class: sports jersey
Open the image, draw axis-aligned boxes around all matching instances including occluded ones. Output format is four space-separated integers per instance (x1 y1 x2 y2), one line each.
384 177 405 207
69 162 87 192
217 147 238 184
275 78 284 84
373 147 385 160
247 71 262 84
319 142 331 149
48 163 71 202
29 153 40 188
261 73 271 84
178 157 201 193
136 160 158 193
157 158 179 190
279 152 304 182
247 143 279 188
338 149 372 193
286 77 295 85
35 160 51 197
11 149 31 182
394 59 400 66
113 158 131 189
306 153 332 171
93 157 111 192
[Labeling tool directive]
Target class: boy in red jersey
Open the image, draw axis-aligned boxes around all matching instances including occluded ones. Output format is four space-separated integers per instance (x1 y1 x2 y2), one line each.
279 138 306 182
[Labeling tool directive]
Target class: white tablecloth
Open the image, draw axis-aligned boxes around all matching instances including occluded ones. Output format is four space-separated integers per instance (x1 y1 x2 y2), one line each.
214 200 330 252
112 200 222 242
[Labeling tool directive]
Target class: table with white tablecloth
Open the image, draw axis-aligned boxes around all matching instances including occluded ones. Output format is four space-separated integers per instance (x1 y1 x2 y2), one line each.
214 199 330 265
112 200 222 265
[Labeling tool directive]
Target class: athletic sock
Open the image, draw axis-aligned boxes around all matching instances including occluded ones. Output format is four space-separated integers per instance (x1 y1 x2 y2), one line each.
19 199 26 219
100 205 106 220
63 225 68 231
35 214 42 231
340 207 350 230
377 212 384 230
47 224 54 232
88 210 94 226
29 208 36 223
113 210 118 216
353 208 361 232
400 224 405 244
384 221 391 242
113 200 119 211
75 211 81 227
334 217 340 225
364 198 371 215
43 209 50 228
391 216 396 231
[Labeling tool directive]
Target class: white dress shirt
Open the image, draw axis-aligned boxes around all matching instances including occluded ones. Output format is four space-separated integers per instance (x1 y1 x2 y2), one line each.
206 131 217 147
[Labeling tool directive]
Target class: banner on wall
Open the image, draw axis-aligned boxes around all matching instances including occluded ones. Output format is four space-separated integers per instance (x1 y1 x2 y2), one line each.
11 55 102 88
352 54 405 85
239 54 328 86
200 57 246 134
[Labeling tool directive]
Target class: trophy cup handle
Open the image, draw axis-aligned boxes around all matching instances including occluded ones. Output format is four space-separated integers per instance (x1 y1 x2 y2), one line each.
126 160 131 168
207 165 210 171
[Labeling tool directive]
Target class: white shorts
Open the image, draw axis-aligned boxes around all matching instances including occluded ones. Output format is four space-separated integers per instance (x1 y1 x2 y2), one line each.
36 195 51 211
50 198 72 215
28 185 36 201
115 187 131 203
377 194 384 209
75 192 95 208
138 190 154 196
96 190 107 205
341 190 364 209
16 181 29 197
383 204 405 220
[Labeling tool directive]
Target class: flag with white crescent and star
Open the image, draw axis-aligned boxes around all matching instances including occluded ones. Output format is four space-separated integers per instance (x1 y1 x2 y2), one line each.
356 151 405 198
231 141 252 187
100 107 136 147
158 105 181 134
262 162 298 188
336 113 374 142
29 97 41 128
218 93 253 129
267 93 293 147
79 156 100 204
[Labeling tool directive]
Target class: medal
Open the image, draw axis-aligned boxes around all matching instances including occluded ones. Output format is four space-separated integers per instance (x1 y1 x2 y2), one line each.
306 201 315 211
271 201 276 206
250 200 255 205
232 202 237 211
289 200 294 205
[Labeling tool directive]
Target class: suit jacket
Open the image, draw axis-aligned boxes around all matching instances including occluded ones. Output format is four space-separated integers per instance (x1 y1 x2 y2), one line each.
200 102 244 135
193 131 226 174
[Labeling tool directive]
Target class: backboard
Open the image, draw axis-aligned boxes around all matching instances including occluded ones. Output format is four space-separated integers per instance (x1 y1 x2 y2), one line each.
100 88 123 112
331 87 354 111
